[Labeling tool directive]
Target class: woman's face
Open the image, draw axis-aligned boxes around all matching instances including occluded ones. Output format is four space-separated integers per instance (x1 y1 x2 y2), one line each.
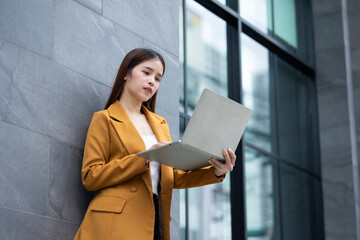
124 58 163 103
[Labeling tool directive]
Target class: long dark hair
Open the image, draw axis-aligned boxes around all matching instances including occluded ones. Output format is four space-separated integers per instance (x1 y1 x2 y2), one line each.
104 48 165 112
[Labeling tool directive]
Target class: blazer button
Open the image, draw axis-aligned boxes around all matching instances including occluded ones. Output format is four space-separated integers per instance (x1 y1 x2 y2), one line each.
131 186 137 192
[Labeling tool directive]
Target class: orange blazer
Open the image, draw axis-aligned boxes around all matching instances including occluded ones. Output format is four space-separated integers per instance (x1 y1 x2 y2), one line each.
74 100 226 240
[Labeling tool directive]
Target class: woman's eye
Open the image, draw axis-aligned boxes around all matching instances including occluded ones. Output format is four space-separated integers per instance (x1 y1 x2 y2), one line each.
156 78 160 81
143 71 149 75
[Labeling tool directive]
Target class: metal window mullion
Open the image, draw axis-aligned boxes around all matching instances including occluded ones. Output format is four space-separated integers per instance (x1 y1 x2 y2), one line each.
241 20 314 78
179 112 190 120
270 0 275 36
272 56 284 240
244 141 321 180
195 0 238 23
193 0 315 79
181 1 190 240
228 9 247 240
309 80 325 240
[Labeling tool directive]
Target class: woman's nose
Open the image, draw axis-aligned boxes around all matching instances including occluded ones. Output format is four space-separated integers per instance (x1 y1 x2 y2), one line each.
148 77 155 85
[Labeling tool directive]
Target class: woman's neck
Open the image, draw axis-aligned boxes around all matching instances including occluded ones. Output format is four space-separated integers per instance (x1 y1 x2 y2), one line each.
119 94 143 116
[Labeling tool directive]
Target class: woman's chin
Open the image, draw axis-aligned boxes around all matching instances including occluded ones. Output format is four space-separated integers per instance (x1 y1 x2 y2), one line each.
142 94 154 101
138 96 152 103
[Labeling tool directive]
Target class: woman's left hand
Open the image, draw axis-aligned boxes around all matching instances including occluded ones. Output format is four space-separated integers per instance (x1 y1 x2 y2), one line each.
209 148 236 177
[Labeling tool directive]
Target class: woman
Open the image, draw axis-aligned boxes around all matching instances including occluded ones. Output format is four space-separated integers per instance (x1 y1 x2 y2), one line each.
74 48 236 240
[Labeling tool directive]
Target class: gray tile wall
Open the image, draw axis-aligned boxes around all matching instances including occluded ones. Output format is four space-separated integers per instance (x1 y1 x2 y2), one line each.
0 0 180 239
312 0 360 239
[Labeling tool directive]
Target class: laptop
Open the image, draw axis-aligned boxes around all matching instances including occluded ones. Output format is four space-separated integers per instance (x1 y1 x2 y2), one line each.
136 88 253 171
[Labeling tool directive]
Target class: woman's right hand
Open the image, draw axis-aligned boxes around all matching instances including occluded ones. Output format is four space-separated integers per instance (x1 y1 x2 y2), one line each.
144 141 171 164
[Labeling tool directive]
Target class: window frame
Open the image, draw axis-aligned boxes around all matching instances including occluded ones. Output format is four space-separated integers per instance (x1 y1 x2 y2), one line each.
179 0 321 239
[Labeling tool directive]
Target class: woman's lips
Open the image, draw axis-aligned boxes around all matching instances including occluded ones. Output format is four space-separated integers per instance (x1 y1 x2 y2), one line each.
144 88 152 93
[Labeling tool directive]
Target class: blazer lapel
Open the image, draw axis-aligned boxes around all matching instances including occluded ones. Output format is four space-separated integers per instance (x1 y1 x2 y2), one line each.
107 100 173 197
107 100 146 154
141 105 172 143
142 106 174 197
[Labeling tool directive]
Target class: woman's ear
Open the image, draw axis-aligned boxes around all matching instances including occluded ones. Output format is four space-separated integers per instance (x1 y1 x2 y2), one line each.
125 69 133 81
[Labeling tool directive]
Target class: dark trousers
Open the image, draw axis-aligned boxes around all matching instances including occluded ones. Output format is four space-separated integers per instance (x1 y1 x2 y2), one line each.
153 193 161 240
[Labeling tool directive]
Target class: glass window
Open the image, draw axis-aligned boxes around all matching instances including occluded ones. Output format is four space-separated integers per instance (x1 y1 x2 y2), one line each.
179 0 320 239
184 1 231 239
276 57 314 172
245 147 280 240
188 178 232 240
240 0 272 33
240 0 314 64
185 0 228 115
215 0 226 5
273 0 297 48
280 164 323 240
241 34 277 153
180 189 186 239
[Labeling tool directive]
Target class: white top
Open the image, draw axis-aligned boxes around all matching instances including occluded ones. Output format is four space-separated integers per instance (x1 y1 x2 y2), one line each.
141 134 160 195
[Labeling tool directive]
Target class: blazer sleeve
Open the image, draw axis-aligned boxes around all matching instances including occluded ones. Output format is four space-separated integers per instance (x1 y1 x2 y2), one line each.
81 111 149 191
173 165 226 189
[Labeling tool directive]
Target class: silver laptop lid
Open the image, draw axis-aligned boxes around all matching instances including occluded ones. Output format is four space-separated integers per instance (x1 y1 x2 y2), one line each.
182 88 253 159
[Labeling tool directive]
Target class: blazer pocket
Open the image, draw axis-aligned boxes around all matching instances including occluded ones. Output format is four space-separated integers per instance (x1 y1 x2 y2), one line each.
91 196 126 213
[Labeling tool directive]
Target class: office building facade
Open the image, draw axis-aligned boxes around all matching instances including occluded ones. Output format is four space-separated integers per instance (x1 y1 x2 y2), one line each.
0 0 359 240
179 0 360 240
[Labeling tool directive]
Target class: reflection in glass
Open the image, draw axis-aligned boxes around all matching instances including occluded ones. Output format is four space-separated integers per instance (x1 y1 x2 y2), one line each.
186 0 227 115
241 34 276 153
240 0 314 64
215 0 226 5
188 176 231 240
280 164 323 240
240 0 272 33
180 189 186 239
276 57 312 171
240 0 296 48
245 147 279 240
273 0 297 48
184 1 230 239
